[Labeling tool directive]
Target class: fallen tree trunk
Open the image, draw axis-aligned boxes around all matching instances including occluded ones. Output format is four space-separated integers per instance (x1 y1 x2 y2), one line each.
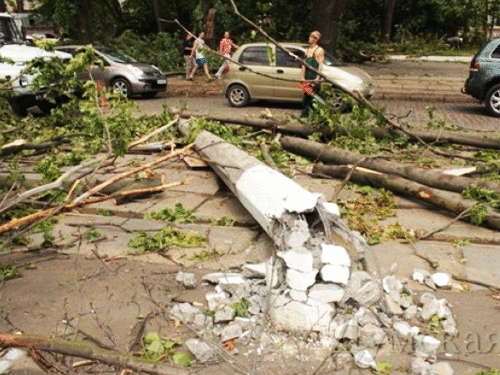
281 135 500 194
176 110 500 151
313 164 500 232
0 333 189 375
371 127 500 150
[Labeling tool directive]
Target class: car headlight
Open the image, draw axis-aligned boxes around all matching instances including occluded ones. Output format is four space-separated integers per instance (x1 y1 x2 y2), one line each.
19 75 29 87
128 65 146 78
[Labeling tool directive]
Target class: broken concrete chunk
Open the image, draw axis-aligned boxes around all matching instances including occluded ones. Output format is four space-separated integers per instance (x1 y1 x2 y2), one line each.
266 257 285 288
430 361 454 375
286 268 318 291
412 268 430 284
278 248 314 273
186 338 218 362
308 283 345 303
284 219 311 249
333 352 353 370
242 263 267 278
170 303 202 324
335 319 359 341
382 275 403 303
431 272 452 289
321 244 351 267
359 324 388 348
400 293 414 309
411 356 432 375
414 335 441 355
419 293 439 321
176 271 197 289
424 276 437 290
353 350 377 369
393 321 412 339
193 313 211 330
283 190 321 213
404 305 418 320
320 201 340 217
320 264 350 285
247 295 262 315
221 322 243 342
214 306 235 323
270 301 333 332
355 307 381 327
289 289 308 302
383 293 403 316
206 291 229 311
344 271 383 307
442 316 458 336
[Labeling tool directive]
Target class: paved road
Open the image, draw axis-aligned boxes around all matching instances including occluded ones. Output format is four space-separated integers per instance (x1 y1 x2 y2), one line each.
134 59 500 132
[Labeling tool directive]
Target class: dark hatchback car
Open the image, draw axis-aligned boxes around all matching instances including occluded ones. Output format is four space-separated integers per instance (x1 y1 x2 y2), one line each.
56 45 167 98
463 38 500 116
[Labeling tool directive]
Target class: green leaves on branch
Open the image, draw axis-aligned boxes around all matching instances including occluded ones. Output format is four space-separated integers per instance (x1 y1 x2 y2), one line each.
142 331 192 366
128 227 206 254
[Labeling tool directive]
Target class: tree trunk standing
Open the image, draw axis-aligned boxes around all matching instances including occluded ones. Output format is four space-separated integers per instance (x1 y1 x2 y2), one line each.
205 8 217 49
76 0 93 44
153 0 164 32
0 0 6 12
312 0 349 56
108 0 125 25
16 0 24 12
381 0 396 43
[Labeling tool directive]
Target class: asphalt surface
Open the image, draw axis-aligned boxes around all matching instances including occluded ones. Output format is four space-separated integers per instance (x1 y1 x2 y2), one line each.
138 58 500 132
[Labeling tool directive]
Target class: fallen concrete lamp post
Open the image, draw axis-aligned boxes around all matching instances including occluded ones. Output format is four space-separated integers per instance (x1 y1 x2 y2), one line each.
178 119 373 332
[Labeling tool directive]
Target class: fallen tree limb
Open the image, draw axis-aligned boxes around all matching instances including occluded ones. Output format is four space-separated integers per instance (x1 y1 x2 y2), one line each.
0 155 114 215
113 179 188 204
313 164 500 231
129 116 179 149
175 110 500 153
282 135 500 194
0 196 111 235
72 144 194 203
0 178 187 235
371 127 500 150
0 333 189 375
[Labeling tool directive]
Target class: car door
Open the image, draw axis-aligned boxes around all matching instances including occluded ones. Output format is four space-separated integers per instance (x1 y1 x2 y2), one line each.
235 45 277 99
274 47 305 101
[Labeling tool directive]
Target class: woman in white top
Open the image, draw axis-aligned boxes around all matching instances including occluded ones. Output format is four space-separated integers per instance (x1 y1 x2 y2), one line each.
188 31 213 81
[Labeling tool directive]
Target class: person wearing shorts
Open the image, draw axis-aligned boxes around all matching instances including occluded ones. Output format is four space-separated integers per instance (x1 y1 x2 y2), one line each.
188 31 213 81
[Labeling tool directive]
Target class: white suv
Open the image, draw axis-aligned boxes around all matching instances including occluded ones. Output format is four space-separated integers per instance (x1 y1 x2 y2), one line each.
0 12 71 116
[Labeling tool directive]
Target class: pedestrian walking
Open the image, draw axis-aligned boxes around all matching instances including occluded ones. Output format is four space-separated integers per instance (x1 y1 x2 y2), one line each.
300 30 325 117
215 31 239 79
181 33 195 80
188 31 213 81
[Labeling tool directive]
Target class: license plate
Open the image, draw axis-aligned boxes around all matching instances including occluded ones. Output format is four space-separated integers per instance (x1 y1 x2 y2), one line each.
157 79 166 85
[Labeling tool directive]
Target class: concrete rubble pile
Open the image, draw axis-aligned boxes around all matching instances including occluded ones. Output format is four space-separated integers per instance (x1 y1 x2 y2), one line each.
173 123 458 373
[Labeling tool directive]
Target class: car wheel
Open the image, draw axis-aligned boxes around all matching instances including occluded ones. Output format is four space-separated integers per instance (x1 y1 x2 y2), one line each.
227 84 250 108
319 86 348 113
111 78 132 97
141 92 157 99
486 84 500 117
37 100 57 115
8 98 28 117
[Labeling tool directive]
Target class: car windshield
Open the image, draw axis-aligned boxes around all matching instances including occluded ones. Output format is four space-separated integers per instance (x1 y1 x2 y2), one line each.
97 47 136 63
323 51 344 67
